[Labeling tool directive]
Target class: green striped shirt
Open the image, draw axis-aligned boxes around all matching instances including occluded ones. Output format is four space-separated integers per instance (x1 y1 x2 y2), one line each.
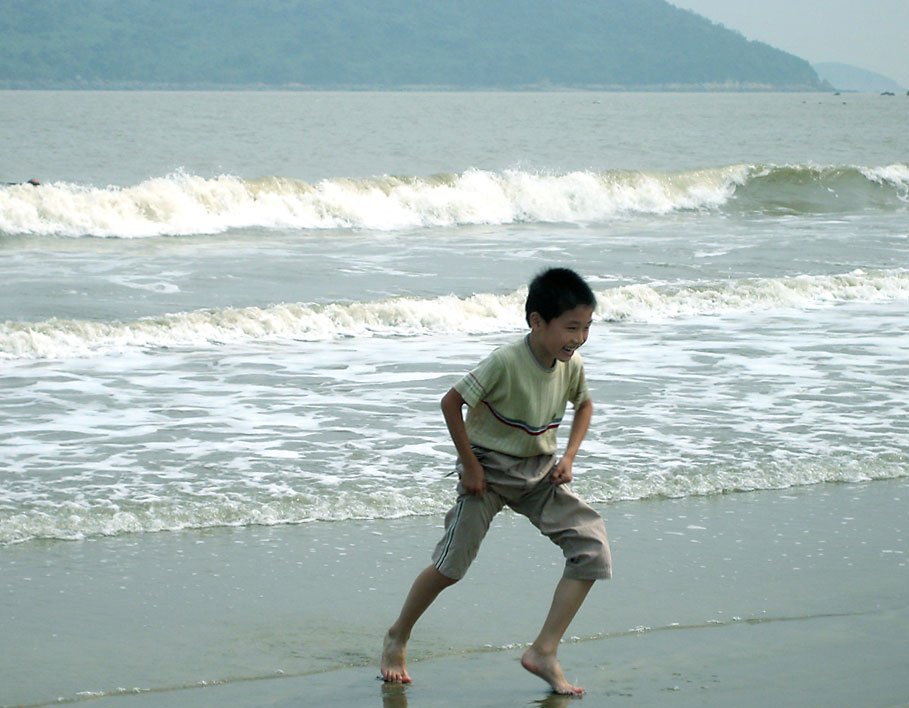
454 334 590 457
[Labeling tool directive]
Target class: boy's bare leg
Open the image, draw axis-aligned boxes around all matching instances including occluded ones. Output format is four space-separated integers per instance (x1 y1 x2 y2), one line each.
521 577 595 695
381 565 458 683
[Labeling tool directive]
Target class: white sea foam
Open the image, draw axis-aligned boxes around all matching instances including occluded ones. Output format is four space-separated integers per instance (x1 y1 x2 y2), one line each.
3 163 905 238
2 269 906 360
3 284 905 546
860 163 909 192
4 163 905 238
2 454 903 545
0 165 749 238
596 269 909 322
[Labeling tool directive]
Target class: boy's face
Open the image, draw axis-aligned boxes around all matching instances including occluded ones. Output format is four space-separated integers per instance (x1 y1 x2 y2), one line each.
528 305 594 367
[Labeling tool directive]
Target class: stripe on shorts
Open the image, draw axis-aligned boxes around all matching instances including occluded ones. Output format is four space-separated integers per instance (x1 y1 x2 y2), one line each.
434 497 464 572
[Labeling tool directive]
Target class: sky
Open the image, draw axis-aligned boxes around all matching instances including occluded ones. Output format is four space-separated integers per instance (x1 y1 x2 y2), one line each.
671 0 909 88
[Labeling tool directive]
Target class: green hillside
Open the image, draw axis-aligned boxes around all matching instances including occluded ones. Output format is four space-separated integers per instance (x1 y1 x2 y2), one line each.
0 0 827 89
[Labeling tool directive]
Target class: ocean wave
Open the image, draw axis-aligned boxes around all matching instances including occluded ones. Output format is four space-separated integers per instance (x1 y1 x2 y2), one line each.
732 163 909 213
2 269 906 360
2 454 903 545
1 163 904 238
0 489 445 545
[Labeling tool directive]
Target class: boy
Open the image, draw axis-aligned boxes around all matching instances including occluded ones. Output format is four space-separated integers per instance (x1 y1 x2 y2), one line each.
381 268 612 695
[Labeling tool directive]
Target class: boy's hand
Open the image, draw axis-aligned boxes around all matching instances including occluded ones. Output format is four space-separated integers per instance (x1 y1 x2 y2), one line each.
551 399 592 486
460 458 487 498
549 456 574 485
442 387 486 498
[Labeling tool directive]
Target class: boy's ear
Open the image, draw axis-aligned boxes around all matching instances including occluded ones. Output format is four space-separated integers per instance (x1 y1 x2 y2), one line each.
528 311 544 330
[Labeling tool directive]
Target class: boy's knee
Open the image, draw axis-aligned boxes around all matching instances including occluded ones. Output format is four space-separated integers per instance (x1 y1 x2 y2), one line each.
435 562 469 584
437 568 460 587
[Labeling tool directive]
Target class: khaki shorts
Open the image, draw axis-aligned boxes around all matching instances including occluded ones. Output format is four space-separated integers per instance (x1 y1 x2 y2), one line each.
432 447 612 581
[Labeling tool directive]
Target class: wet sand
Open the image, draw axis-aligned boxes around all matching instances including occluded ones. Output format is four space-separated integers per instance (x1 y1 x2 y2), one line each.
2 479 907 708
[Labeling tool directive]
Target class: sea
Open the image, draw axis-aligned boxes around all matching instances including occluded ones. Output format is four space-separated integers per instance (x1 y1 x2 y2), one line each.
1 89 908 706
1 91 906 548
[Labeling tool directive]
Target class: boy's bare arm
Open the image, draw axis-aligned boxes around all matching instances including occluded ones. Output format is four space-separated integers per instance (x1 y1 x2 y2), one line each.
440 387 486 497
550 398 593 485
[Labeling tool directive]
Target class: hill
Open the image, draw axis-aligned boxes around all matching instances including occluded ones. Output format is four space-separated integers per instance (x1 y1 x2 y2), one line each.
813 63 905 93
0 0 827 90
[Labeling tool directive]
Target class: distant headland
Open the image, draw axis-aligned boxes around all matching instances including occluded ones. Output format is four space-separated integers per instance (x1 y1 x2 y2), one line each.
0 0 829 91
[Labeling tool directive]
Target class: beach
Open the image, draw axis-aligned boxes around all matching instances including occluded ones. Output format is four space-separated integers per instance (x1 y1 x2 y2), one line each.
1 90 907 708
3 478 906 708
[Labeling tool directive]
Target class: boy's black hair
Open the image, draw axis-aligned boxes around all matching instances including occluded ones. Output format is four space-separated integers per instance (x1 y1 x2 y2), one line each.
525 268 597 325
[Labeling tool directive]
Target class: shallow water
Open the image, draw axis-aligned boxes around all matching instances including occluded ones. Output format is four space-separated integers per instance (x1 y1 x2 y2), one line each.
0 90 907 705
1 91 907 544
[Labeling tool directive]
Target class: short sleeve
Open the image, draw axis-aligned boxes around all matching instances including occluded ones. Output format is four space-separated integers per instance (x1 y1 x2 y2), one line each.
453 350 503 408
570 359 590 408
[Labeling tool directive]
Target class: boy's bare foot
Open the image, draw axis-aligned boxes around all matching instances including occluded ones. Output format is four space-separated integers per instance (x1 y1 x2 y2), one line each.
521 646 584 695
381 630 412 683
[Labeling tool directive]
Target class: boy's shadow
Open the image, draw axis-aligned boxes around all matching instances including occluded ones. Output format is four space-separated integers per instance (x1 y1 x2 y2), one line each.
380 682 408 708
532 694 582 707
381 683 581 708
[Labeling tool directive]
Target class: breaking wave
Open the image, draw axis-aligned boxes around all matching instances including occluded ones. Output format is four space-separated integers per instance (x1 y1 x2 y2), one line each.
3 269 906 360
1 163 905 238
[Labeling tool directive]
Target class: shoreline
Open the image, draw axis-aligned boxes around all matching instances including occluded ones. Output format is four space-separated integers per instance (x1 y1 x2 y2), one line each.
2 478 907 707
0 84 838 93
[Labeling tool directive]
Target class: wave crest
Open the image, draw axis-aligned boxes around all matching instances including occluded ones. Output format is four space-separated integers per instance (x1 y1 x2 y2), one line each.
3 269 906 360
3 163 903 238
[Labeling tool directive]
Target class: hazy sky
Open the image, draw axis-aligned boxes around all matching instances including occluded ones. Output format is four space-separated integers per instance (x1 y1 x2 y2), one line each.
671 0 909 88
